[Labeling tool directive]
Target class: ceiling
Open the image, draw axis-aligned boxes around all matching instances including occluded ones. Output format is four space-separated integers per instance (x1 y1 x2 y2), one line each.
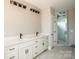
22 0 75 10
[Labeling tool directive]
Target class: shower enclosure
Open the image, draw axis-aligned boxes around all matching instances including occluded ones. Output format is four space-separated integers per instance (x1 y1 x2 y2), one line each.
56 10 69 46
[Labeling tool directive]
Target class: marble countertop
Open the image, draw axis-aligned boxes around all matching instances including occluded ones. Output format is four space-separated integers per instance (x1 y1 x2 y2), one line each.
4 33 48 47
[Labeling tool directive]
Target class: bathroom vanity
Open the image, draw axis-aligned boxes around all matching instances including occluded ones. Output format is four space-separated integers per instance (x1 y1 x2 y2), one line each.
4 34 48 59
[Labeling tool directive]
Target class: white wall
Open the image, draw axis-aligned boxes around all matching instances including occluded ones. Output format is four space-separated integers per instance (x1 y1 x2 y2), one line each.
41 7 55 50
41 8 52 35
68 8 75 45
41 7 55 35
4 0 41 36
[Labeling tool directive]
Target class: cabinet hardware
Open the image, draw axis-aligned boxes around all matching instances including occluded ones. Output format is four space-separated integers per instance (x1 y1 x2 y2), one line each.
42 42 44 46
51 34 54 35
9 48 15 51
35 46 38 48
25 49 29 54
10 56 15 59
35 41 38 42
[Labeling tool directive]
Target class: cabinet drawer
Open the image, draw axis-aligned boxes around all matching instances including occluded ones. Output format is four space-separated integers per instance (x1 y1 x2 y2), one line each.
32 51 39 58
32 44 38 51
32 44 39 57
41 41 48 50
5 52 18 59
5 45 18 54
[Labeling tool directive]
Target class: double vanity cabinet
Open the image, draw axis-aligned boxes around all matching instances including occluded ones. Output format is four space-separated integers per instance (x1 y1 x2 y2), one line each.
5 35 48 59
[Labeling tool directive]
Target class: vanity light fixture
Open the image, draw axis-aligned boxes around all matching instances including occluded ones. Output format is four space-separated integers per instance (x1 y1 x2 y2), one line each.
10 0 40 12
30 8 40 14
18 3 22 7
10 0 13 4
37 11 40 14
30 8 33 11
35 10 37 13
23 5 26 9
13 1 17 6
10 0 27 9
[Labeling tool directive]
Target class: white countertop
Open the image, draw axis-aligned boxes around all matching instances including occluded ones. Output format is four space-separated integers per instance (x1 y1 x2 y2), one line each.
4 34 48 47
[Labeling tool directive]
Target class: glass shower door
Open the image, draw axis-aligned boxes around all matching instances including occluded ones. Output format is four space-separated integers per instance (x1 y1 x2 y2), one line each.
57 13 68 46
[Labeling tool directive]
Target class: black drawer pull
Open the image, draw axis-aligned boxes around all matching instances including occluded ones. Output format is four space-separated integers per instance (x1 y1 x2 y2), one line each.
35 46 38 48
51 34 54 35
25 49 29 54
9 48 15 51
10 56 15 59
42 42 44 46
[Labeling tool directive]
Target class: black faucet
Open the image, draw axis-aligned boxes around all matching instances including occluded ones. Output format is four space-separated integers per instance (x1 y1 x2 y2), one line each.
20 33 23 39
36 32 39 36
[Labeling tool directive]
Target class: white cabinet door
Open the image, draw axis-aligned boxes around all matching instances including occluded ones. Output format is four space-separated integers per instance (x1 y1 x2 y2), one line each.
37 38 48 53
37 38 45 53
19 46 32 59
41 40 48 50
32 39 44 58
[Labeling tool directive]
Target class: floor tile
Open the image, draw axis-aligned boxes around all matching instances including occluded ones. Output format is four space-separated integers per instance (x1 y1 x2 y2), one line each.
35 47 75 59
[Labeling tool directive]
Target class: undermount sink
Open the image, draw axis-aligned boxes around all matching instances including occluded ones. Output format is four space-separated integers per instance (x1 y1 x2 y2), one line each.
22 34 43 39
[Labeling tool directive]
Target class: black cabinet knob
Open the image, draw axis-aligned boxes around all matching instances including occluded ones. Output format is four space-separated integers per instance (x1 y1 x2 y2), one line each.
51 34 54 35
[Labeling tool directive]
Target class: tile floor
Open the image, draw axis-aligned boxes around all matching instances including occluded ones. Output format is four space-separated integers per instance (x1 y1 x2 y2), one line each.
34 47 75 59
